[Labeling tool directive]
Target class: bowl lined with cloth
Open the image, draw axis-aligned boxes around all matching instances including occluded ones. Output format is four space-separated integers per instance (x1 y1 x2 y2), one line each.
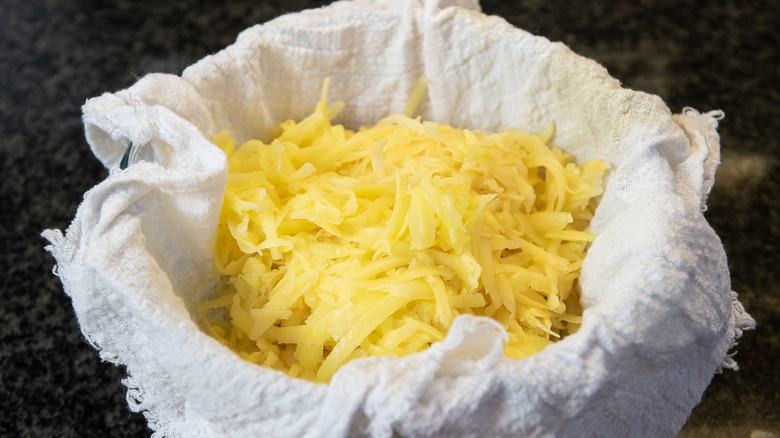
43 0 754 436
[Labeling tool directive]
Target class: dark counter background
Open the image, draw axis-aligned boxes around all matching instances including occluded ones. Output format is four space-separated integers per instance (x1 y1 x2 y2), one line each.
1 0 777 436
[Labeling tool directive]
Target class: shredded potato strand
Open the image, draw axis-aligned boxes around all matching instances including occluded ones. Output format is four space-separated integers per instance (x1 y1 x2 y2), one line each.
200 81 608 383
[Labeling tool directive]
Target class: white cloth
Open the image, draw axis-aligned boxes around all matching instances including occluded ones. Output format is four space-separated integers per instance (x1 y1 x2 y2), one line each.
43 0 755 436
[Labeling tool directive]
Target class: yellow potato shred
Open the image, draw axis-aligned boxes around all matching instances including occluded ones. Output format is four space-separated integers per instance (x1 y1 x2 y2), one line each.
200 79 609 383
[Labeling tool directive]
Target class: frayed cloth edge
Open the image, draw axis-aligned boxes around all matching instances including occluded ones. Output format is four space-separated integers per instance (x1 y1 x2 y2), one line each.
718 290 756 372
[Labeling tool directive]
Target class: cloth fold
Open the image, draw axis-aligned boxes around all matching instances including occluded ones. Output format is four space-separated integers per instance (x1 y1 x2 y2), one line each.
43 0 754 436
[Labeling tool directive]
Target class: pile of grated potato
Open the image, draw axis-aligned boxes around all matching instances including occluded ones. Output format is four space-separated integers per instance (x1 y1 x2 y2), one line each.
200 79 609 383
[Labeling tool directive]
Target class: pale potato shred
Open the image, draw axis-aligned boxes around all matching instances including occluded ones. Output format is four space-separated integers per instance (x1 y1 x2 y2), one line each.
200 79 609 383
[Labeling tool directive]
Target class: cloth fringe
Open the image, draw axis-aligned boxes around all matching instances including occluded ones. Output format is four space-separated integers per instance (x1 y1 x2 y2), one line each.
719 290 757 372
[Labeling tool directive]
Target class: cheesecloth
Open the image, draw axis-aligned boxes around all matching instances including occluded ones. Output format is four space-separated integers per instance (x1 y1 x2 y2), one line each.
43 0 755 436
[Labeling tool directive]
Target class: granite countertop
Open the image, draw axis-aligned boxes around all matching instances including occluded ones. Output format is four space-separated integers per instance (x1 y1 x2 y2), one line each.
1 0 777 436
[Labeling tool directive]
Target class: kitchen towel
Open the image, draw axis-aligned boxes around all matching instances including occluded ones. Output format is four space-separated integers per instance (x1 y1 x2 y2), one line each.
43 0 754 436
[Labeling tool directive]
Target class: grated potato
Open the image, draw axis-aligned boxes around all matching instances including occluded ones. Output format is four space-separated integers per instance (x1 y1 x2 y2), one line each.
200 78 609 383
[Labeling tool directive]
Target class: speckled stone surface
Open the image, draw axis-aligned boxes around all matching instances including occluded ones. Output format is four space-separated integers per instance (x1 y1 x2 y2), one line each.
1 0 777 436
